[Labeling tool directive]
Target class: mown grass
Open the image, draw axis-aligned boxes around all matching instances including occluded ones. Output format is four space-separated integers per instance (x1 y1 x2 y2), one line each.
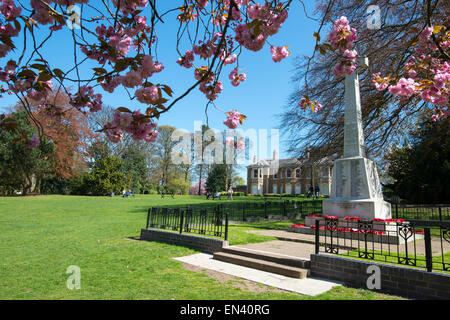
0 195 402 300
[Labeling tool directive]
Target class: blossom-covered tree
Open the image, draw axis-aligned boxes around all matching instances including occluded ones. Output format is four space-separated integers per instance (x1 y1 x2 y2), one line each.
0 0 447 154
190 178 206 195
0 0 294 145
282 0 448 159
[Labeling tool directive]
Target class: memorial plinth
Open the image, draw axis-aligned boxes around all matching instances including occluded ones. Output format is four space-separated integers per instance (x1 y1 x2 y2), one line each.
322 57 391 220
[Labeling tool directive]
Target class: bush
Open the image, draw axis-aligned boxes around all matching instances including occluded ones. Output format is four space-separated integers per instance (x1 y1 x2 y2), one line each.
70 157 127 196
263 193 279 197
142 186 158 194
69 174 87 195
41 177 72 195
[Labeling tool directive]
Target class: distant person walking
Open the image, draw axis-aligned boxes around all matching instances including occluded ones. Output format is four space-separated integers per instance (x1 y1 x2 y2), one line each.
228 187 234 200
314 186 320 199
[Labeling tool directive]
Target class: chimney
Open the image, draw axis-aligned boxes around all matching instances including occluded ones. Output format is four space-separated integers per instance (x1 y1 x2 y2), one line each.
273 150 278 160
253 155 258 164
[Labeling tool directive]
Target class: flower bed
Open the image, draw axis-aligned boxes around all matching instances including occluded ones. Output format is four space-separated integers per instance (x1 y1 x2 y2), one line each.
307 224 386 235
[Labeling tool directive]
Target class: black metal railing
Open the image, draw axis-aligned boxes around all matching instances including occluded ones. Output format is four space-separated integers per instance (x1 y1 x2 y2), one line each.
221 199 323 222
393 203 450 221
315 217 450 273
146 206 228 240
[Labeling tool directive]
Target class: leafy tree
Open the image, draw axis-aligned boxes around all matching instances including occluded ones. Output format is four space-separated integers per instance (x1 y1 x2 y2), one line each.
166 177 190 195
205 164 227 193
232 176 245 187
384 116 450 203
0 112 54 195
120 141 150 194
75 156 127 196
88 139 112 163
27 91 95 180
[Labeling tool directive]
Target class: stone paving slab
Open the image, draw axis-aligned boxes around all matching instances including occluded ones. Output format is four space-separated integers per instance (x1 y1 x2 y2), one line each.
174 253 342 296
232 240 315 260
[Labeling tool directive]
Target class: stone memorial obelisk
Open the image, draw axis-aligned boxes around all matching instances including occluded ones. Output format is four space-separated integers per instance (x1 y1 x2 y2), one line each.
323 57 391 220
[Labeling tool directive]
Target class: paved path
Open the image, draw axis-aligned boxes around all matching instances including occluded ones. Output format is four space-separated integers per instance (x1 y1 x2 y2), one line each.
232 240 315 260
174 253 342 296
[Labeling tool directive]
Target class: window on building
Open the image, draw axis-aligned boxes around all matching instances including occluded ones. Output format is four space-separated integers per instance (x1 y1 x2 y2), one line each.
321 183 329 196
322 167 329 177
286 168 292 178
306 168 311 178
273 172 277 179
253 169 258 178
296 168 300 178
295 183 301 194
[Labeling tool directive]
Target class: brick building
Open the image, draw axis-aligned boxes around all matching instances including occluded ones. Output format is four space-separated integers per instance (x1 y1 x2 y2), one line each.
246 151 334 196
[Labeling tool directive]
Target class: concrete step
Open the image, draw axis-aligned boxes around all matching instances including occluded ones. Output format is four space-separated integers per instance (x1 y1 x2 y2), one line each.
213 252 309 279
221 246 310 269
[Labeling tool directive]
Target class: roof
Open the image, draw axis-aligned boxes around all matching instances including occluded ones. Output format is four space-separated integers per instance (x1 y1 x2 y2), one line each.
247 156 334 168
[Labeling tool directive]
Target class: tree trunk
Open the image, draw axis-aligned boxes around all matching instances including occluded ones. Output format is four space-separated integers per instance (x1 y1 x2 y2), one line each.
228 164 233 190
198 164 203 195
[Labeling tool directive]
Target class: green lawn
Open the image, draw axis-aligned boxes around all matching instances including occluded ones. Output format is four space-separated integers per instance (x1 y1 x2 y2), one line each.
0 195 402 300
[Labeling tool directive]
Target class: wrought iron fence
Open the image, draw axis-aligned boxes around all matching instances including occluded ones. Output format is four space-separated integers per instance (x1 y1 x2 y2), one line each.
315 217 450 273
145 206 228 240
393 204 450 221
220 199 322 221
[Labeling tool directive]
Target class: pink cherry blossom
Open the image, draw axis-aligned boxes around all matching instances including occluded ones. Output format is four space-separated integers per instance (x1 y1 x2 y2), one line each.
223 110 243 129
298 96 323 113
0 0 22 20
228 69 246 86
388 78 418 97
199 81 223 101
270 45 290 63
135 85 160 105
121 69 143 88
176 50 195 68
328 16 357 52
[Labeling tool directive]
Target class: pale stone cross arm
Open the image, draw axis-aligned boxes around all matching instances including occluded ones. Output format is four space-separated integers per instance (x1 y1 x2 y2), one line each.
343 56 369 159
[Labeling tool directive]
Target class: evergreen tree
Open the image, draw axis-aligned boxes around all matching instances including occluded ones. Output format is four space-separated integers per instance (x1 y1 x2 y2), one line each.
205 164 227 193
385 117 450 204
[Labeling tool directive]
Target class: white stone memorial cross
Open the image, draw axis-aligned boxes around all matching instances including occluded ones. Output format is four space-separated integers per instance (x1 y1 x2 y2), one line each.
343 57 369 158
323 56 392 220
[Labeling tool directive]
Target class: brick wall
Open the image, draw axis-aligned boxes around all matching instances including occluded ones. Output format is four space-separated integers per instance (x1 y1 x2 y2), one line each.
140 228 228 253
310 254 450 300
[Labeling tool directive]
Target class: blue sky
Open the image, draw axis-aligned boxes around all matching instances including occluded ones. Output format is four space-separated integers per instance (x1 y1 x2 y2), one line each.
1 1 323 180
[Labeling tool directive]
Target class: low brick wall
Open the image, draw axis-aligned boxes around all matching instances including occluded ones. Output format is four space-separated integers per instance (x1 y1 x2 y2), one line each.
310 254 450 300
140 228 228 253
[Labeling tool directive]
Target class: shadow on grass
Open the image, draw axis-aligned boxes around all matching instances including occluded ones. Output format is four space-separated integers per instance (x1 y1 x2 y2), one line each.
126 236 141 241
